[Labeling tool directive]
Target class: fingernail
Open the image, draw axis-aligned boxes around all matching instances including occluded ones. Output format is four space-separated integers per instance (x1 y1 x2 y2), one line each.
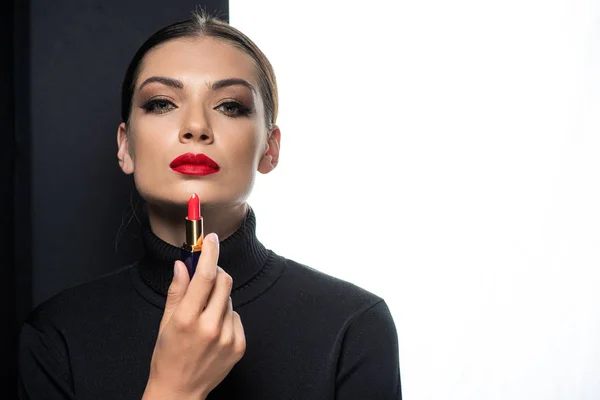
174 261 180 276
207 233 219 243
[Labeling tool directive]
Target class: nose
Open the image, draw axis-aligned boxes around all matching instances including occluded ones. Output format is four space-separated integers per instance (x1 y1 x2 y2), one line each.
179 107 214 144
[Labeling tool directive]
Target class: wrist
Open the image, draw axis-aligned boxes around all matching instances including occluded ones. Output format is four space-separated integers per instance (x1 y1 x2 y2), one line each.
142 380 206 400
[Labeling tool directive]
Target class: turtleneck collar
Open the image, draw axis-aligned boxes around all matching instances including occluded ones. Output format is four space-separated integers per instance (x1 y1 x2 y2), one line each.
138 207 271 296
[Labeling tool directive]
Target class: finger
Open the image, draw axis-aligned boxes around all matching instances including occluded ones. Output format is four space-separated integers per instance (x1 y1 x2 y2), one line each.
159 260 190 334
179 232 220 317
218 297 234 345
202 268 233 327
232 311 247 359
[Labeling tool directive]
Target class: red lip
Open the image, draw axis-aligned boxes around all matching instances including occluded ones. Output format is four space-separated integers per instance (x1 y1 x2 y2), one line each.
170 153 220 176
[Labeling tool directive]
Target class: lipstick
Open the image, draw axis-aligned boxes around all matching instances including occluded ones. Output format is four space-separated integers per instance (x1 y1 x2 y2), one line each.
181 193 203 277
170 153 220 176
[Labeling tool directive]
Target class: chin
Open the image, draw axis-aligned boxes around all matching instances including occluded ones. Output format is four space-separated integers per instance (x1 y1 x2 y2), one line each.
139 178 251 210
181 189 249 210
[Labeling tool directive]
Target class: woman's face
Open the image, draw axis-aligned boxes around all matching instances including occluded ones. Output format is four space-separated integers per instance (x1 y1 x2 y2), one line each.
117 37 279 214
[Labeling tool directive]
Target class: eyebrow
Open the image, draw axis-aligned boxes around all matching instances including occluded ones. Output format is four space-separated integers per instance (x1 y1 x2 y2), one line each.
137 76 257 93
211 78 257 93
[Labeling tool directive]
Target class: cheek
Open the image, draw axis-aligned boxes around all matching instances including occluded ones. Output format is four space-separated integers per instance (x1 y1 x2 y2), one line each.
220 133 263 201
129 118 178 162
224 129 264 170
213 115 264 163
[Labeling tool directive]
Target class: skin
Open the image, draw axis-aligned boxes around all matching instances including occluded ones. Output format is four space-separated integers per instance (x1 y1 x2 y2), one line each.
116 36 281 399
116 36 281 245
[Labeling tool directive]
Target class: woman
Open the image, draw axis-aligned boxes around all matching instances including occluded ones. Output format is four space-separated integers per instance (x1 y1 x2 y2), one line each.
19 11 401 400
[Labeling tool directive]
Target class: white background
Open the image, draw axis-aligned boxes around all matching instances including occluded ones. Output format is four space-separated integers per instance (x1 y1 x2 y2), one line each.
231 1 600 398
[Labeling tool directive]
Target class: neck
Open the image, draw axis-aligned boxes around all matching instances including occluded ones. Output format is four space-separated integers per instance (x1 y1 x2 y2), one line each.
146 202 249 247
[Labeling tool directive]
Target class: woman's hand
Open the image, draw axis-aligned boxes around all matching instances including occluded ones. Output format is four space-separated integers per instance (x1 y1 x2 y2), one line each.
142 233 246 400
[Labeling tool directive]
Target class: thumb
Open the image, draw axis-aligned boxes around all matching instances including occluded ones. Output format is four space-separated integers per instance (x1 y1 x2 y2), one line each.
159 260 190 334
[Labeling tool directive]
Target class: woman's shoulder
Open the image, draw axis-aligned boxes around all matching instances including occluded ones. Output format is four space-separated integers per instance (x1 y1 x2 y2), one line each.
273 254 385 315
24 264 136 329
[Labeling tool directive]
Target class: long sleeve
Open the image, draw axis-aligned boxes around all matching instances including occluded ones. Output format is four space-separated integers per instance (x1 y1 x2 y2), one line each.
335 300 402 400
18 322 75 400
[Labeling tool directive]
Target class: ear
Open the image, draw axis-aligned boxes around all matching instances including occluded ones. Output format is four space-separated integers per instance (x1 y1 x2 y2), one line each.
117 123 135 175
258 125 281 174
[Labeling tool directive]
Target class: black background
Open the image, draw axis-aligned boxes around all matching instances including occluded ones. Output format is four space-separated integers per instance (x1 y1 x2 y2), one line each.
2 0 228 395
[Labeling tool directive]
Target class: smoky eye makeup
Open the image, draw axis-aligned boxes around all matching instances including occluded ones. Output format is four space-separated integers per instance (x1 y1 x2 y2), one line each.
212 86 257 118
136 83 179 114
140 97 178 114
134 83 258 117
214 100 254 117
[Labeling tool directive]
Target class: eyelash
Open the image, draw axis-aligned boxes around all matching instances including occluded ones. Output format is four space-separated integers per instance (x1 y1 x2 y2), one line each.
141 99 176 114
140 99 253 118
215 101 253 117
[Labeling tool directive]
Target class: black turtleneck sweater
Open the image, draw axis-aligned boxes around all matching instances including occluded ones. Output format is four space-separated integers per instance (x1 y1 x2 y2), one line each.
18 209 401 399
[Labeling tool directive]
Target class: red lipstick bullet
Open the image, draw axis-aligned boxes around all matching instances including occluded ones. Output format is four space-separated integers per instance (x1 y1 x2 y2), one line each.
188 193 200 220
181 193 203 277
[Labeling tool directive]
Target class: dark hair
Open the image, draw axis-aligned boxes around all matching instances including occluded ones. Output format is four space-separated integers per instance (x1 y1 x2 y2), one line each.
120 10 278 130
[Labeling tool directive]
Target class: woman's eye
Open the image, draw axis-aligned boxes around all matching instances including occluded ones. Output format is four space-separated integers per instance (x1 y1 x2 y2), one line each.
141 99 176 114
216 102 252 117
